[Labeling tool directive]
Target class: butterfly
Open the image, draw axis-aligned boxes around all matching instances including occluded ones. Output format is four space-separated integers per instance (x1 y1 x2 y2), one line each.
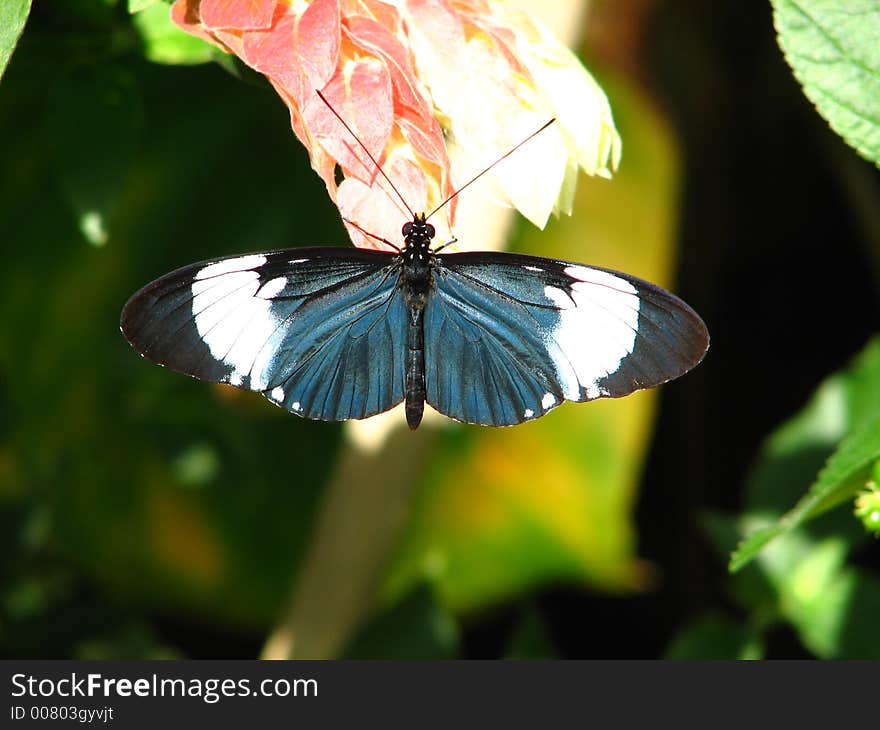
121 94 708 430
121 209 708 430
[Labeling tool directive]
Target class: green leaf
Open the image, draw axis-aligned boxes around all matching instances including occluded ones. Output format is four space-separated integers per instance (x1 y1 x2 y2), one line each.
732 411 880 571
772 0 880 166
132 4 214 65
779 537 848 656
0 0 31 82
731 338 880 571
765 536 880 658
47 65 143 246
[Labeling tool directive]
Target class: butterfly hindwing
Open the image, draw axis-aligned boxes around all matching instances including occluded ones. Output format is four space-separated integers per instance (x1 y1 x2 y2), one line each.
425 252 709 426
121 247 408 421
423 260 563 426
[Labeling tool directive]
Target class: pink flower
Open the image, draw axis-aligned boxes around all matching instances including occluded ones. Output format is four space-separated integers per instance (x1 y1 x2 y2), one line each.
172 0 620 249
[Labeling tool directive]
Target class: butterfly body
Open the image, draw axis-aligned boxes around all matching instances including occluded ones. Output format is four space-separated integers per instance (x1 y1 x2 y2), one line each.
400 214 436 429
121 212 709 430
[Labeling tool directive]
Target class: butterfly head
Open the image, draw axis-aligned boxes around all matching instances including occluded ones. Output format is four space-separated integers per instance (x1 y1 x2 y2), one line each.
402 213 435 254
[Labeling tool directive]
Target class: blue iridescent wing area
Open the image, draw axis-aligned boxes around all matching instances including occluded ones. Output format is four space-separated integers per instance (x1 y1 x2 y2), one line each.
425 252 709 426
121 247 407 421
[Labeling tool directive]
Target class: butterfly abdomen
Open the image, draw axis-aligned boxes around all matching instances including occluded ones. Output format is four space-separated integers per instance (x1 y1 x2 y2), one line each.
405 304 426 430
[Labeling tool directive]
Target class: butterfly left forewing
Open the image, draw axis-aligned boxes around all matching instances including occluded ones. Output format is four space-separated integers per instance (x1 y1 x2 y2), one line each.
426 252 708 426
121 247 408 421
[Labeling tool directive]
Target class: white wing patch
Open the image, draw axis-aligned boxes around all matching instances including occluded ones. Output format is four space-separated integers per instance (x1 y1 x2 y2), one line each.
543 266 640 400
194 255 267 280
192 263 284 390
258 276 287 299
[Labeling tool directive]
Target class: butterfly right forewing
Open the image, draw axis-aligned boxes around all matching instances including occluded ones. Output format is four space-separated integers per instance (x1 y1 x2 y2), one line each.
424 251 709 426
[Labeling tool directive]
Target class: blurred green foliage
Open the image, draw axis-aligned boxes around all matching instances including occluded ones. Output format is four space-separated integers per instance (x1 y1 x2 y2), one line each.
131 3 214 65
341 585 460 660
731 339 880 570
670 339 880 658
1 1 347 656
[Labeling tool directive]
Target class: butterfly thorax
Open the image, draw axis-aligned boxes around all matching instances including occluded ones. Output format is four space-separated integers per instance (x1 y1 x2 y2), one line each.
400 213 435 303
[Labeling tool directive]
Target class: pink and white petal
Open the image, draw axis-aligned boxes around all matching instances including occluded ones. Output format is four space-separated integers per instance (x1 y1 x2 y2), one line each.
355 0 401 30
396 115 453 214
337 154 428 248
344 16 427 121
342 18 450 202
304 59 394 185
517 38 621 177
199 0 279 30
489 120 568 228
270 79 341 199
243 11 308 105
296 0 342 94
242 0 339 109
171 0 232 50
402 0 468 117
456 3 531 79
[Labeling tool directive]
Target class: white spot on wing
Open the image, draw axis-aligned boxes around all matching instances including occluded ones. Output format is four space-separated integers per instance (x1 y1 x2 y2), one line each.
524 265 543 272
544 286 571 308
258 276 287 299
541 392 556 409
542 288 580 398
192 273 259 333
270 386 285 401
192 266 283 390
291 401 302 412
191 272 256 312
543 267 640 401
524 408 534 418
195 255 267 280
563 265 629 290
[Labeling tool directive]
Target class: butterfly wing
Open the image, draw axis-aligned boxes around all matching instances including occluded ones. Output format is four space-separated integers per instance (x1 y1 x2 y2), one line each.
121 247 408 421
425 252 709 426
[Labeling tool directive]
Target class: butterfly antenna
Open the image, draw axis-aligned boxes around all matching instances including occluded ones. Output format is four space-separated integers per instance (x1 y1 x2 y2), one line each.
425 118 556 222
316 90 415 219
342 217 401 252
